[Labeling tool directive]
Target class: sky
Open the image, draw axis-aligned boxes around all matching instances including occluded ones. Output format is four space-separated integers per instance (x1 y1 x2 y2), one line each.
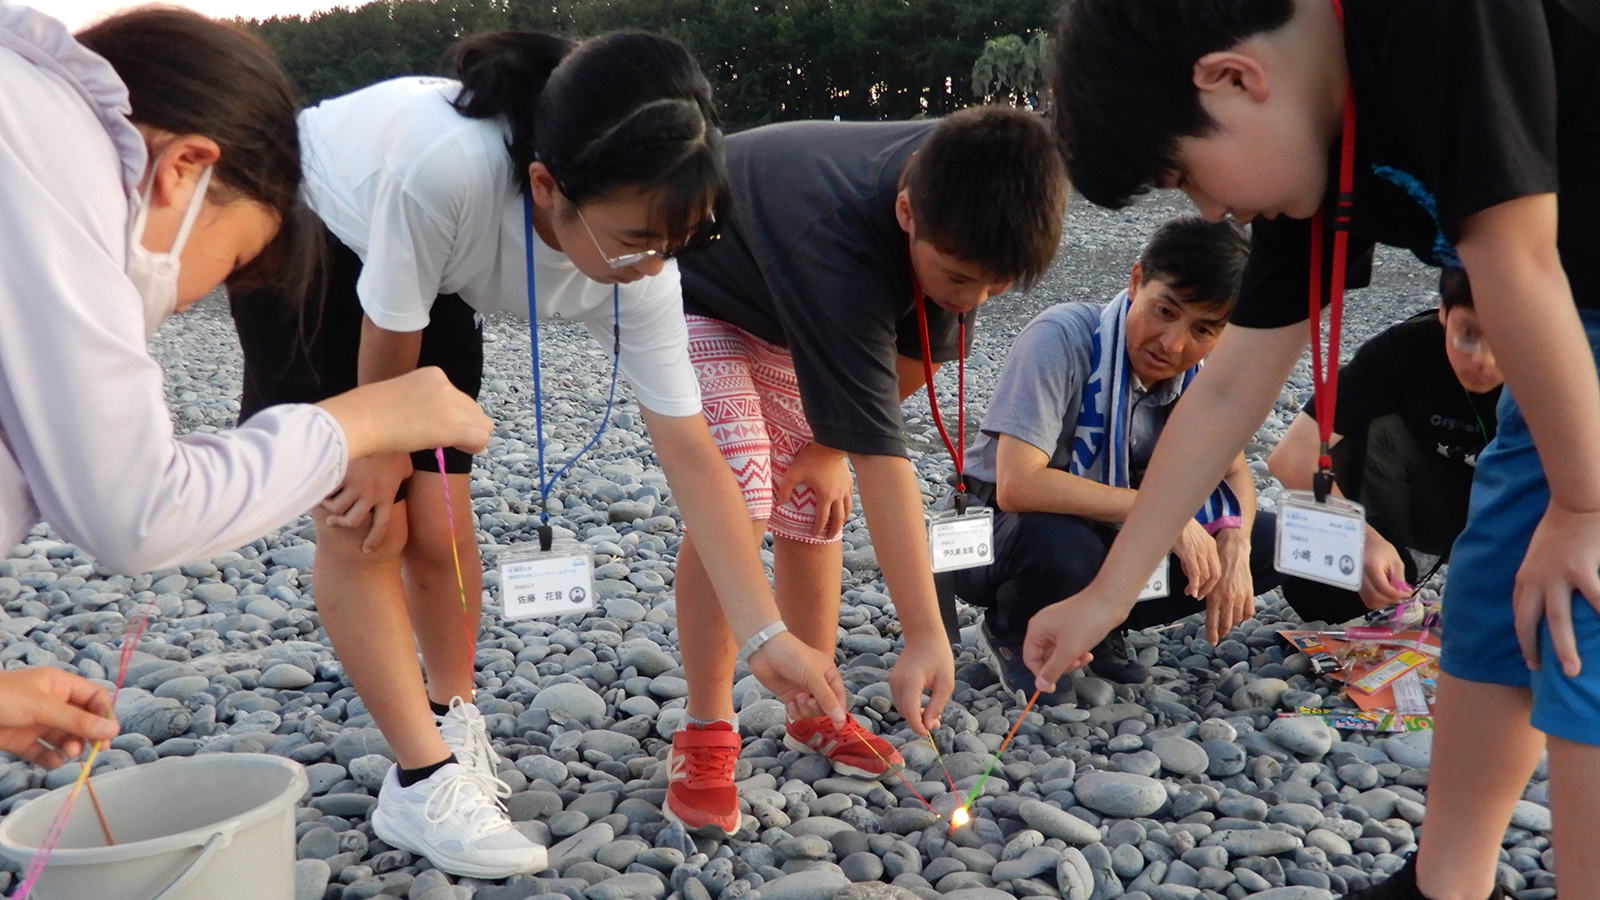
24 0 346 29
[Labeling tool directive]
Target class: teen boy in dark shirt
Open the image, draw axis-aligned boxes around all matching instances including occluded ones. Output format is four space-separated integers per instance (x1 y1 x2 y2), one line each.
1034 2 1600 899
1271 269 1503 616
666 107 1068 836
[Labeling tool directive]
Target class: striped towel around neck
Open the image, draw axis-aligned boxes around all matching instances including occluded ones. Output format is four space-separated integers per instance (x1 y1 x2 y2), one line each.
1069 291 1242 532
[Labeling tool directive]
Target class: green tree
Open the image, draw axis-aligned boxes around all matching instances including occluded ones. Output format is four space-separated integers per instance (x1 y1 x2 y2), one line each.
971 29 1049 107
244 0 1059 124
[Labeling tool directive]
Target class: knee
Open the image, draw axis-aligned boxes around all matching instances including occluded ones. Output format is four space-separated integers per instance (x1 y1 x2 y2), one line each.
1011 513 1105 579
314 510 408 565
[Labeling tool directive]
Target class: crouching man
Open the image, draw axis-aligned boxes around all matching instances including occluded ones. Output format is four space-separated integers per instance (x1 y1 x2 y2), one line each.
941 218 1288 693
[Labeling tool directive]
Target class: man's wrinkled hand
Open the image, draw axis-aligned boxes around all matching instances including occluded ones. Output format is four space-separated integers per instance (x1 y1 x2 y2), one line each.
1172 519 1221 599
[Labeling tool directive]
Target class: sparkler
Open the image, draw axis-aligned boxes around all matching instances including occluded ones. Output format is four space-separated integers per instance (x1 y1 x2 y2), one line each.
948 688 1042 831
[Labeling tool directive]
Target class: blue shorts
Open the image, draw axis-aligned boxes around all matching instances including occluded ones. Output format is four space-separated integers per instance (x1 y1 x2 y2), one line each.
1441 308 1600 746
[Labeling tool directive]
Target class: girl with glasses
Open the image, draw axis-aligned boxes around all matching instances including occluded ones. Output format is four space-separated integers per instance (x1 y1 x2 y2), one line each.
230 29 847 878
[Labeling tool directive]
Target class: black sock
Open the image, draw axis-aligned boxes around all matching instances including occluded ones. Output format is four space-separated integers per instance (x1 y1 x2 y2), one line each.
428 699 452 717
397 754 456 788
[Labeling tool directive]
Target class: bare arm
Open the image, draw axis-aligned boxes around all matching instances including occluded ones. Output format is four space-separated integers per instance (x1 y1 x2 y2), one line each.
1206 450 1260 642
897 354 931 402
357 314 424 385
1458 195 1600 506
1267 411 1340 492
850 452 953 734
1457 194 1600 674
642 409 787 642
994 434 1138 521
1222 450 1256 533
319 316 429 541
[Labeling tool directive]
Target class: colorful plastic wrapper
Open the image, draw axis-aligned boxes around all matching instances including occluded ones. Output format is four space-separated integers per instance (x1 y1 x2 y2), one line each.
1284 632 1343 675
1287 707 1433 733
1351 649 1431 693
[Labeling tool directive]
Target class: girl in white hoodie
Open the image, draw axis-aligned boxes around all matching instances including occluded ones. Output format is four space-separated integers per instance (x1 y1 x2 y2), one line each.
0 6 490 769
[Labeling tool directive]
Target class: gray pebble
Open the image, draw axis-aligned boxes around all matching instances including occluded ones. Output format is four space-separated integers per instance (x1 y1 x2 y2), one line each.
1073 772 1167 818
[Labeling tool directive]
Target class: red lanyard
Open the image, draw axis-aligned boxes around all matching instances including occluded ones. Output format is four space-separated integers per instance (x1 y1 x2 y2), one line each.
912 278 968 507
1308 0 1357 502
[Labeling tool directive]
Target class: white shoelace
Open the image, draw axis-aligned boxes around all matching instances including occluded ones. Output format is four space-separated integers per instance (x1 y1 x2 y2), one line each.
422 766 516 834
439 697 511 800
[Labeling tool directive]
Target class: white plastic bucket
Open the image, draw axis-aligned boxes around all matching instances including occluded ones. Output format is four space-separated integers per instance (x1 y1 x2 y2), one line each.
0 754 307 900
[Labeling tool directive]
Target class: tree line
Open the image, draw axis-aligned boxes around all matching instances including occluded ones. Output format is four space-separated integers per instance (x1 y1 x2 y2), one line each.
244 0 1059 126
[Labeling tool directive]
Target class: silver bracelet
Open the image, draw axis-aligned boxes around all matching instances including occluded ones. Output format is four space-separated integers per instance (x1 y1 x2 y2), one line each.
736 620 789 664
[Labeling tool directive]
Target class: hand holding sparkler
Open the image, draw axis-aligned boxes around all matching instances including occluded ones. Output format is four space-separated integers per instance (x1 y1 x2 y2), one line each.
0 668 118 768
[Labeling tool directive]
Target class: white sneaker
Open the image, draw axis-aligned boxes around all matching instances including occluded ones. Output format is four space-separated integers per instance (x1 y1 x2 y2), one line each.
371 763 547 878
437 697 506 794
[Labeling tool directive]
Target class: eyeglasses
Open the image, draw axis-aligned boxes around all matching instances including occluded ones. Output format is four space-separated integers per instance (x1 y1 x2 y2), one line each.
574 206 721 270
1450 327 1487 355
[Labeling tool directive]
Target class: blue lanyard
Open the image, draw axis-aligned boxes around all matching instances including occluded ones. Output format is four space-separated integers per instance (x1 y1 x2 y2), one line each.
524 191 622 549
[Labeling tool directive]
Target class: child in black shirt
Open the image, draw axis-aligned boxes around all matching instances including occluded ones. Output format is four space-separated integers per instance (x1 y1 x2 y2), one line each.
1271 270 1502 618
1034 1 1600 898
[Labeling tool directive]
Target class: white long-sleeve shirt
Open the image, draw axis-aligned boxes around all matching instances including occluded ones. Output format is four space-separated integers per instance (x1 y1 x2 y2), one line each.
0 4 348 573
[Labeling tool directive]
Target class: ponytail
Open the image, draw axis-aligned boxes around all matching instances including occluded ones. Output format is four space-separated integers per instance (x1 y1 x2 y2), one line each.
447 31 575 191
446 29 728 252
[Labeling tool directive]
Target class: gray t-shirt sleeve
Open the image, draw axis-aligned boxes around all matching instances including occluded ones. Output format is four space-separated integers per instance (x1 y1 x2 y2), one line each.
964 304 1097 482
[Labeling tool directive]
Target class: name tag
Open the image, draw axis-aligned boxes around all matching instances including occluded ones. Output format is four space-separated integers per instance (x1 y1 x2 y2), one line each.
1274 490 1366 590
1137 556 1171 601
498 543 597 620
928 508 994 573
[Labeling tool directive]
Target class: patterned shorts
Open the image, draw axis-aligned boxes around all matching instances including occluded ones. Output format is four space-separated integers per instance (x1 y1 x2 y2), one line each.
685 315 842 545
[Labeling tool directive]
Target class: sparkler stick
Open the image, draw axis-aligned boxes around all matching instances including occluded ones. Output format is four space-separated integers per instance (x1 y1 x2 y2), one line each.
958 688 1041 812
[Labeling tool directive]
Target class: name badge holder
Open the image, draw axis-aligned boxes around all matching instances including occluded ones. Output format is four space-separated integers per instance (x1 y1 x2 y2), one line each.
913 281 990 572
1274 490 1366 589
1272 38 1366 591
1138 557 1171 601
499 541 598 620
928 507 994 573
498 191 621 619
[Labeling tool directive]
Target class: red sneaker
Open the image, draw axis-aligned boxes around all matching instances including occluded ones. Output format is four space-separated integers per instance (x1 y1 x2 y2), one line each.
784 715 904 779
663 722 740 836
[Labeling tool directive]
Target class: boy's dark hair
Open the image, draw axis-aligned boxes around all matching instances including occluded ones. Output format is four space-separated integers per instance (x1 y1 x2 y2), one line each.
1137 216 1251 311
1440 267 1474 312
903 106 1067 288
78 8 322 306
1051 0 1294 209
449 29 729 253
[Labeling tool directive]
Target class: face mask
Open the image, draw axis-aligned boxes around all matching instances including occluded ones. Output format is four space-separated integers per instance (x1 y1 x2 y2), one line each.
128 164 212 338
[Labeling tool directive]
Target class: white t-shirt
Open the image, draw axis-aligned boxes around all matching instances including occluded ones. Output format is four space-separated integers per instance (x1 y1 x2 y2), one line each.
298 76 702 418
0 3 347 572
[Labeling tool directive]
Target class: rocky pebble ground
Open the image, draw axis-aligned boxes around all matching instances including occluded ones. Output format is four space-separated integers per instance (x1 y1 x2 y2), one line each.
0 192 1554 900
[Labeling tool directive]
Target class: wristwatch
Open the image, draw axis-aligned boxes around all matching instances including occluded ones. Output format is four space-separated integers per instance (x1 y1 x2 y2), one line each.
737 620 789 664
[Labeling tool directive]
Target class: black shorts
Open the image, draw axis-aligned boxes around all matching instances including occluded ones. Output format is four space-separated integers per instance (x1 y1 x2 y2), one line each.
230 225 483 475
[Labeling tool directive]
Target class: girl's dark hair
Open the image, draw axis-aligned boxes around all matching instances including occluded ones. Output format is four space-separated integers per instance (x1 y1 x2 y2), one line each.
448 30 728 252
1137 216 1251 311
77 8 321 306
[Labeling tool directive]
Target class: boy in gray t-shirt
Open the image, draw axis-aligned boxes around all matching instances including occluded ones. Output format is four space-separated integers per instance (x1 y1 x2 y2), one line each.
946 219 1350 694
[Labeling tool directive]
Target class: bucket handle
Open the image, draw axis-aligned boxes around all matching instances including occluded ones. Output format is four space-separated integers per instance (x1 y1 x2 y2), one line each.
144 827 233 900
